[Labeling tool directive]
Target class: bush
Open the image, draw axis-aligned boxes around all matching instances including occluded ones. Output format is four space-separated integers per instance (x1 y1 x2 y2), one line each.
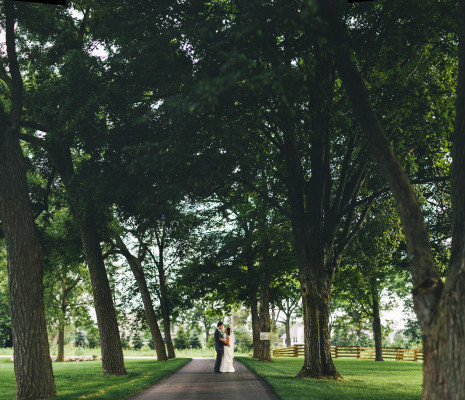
74 329 86 347
206 334 215 349
189 332 202 349
121 335 131 350
174 327 189 350
234 328 253 352
87 331 100 348
133 334 144 350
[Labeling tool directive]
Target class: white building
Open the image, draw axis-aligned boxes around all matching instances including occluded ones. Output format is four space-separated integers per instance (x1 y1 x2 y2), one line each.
281 324 304 346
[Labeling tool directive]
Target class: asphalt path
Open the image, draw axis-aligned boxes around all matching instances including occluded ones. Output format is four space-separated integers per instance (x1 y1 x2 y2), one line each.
126 358 280 400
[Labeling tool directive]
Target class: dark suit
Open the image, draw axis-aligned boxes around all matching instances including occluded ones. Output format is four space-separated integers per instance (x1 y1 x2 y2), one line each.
214 328 224 372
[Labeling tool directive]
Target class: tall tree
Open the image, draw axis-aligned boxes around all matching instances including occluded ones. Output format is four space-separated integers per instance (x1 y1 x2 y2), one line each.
320 0 465 396
111 230 168 360
0 2 56 397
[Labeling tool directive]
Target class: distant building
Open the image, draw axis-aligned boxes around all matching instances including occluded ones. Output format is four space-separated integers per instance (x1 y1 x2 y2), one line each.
281 324 304 345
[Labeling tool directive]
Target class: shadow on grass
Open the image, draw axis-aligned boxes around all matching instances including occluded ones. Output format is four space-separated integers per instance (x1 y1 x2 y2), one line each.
237 357 422 400
0 358 190 400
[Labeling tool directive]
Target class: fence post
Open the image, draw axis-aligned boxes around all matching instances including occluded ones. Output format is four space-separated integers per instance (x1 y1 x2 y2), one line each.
335 346 339 358
357 346 361 359
396 348 403 361
294 345 299 357
414 348 418 362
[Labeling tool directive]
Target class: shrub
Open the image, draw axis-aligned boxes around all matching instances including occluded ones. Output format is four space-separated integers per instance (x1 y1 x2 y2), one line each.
189 332 202 349
174 327 189 350
133 334 144 350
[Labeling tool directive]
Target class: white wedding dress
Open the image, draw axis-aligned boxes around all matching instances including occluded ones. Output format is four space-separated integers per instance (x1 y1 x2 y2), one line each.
220 334 235 373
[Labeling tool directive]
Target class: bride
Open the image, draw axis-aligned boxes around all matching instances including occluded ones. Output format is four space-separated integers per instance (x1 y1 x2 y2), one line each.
219 327 235 373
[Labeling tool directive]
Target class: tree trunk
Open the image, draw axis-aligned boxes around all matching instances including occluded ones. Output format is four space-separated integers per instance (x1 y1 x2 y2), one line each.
319 1 465 396
270 308 278 333
204 325 209 347
285 317 291 347
250 290 261 358
114 236 168 360
157 264 175 359
371 289 384 362
57 327 65 363
422 2 465 397
422 276 465 399
47 146 127 374
77 216 127 375
0 3 56 398
56 283 67 362
0 126 56 398
258 269 272 361
127 259 168 361
298 273 340 379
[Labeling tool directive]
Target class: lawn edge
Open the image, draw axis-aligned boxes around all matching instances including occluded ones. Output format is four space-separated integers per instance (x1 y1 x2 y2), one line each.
235 357 282 400
121 358 192 400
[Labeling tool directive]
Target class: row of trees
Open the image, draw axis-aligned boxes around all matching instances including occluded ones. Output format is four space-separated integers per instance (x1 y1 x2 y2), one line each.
0 0 462 399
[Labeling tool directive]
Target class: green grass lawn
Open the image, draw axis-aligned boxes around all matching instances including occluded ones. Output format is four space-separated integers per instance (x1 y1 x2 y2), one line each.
237 357 423 400
0 346 250 358
0 357 190 400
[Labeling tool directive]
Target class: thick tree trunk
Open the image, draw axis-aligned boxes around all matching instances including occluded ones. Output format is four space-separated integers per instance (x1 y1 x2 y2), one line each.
371 290 384 362
250 290 261 358
298 274 340 379
77 217 127 375
422 276 465 399
48 146 127 374
258 269 272 361
0 128 56 398
319 1 465 396
0 3 56 398
421 2 465 397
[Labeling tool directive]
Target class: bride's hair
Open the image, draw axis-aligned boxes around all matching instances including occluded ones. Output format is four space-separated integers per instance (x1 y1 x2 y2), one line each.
226 327 232 335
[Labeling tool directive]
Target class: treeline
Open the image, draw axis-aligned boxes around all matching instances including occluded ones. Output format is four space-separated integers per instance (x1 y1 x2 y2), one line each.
0 0 462 399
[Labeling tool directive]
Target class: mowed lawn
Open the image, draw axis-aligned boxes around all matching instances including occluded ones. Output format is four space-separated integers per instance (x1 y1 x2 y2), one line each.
237 357 422 400
0 357 190 400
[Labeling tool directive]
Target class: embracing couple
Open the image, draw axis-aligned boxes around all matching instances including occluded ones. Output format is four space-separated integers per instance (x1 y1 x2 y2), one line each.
214 321 235 373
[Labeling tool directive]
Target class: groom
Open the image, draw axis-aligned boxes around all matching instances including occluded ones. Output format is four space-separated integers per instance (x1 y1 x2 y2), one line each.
214 321 224 373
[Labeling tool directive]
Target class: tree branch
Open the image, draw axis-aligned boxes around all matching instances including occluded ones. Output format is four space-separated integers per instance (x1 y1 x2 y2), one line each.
5 1 23 127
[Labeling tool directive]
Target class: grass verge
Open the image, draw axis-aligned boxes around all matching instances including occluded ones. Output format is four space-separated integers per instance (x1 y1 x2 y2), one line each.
0 346 250 358
237 357 422 400
0 357 190 400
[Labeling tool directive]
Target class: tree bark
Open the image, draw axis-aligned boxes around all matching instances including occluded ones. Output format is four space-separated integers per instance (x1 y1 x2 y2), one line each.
285 317 291 347
134 266 168 361
258 268 272 361
371 289 384 362
249 289 261 358
44 145 127 374
77 216 127 374
318 0 465 396
156 261 175 359
422 1 465 397
113 237 168 361
298 272 340 378
270 308 278 333
0 126 57 399
56 282 67 362
0 3 56 397
57 327 65 363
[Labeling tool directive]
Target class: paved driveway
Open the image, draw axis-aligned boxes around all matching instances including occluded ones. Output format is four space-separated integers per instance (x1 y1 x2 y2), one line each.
126 358 280 400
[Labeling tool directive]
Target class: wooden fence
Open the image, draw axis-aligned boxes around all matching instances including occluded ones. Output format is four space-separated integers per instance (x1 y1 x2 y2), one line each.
272 345 423 362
